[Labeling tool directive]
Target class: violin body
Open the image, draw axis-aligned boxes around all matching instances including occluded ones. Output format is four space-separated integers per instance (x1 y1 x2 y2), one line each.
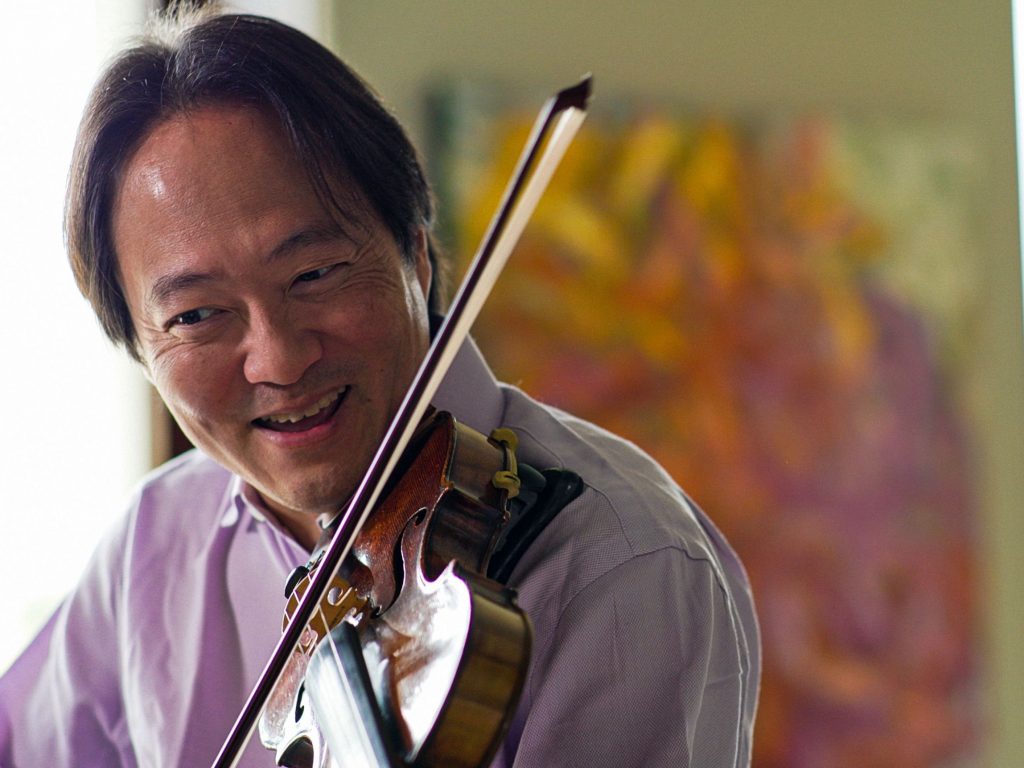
261 413 532 767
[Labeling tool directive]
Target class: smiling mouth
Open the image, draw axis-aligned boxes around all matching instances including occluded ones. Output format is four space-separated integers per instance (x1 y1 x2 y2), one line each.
254 387 348 433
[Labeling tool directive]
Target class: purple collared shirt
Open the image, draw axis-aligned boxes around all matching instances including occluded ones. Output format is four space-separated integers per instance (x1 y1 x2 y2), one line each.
0 341 759 767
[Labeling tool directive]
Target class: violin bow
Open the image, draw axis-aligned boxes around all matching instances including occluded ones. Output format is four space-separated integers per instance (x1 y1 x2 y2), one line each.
212 75 591 768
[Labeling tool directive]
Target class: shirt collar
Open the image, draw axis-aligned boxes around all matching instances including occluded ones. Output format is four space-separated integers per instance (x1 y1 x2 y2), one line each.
225 473 268 527
226 336 505 527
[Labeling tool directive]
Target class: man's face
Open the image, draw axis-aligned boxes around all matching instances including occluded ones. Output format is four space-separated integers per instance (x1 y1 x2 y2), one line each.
113 105 432 531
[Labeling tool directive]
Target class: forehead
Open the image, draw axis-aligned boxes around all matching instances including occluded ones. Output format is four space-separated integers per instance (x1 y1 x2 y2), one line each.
111 105 387 319
113 104 379 268
121 106 300 210
114 104 372 238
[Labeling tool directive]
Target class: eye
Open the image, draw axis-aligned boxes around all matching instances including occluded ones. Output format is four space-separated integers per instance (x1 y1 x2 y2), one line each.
169 307 219 328
294 265 334 284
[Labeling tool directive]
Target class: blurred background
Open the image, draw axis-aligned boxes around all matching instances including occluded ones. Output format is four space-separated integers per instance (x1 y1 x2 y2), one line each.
1 1 1020 765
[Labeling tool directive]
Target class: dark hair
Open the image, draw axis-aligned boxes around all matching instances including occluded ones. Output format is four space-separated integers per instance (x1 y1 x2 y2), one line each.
66 10 444 360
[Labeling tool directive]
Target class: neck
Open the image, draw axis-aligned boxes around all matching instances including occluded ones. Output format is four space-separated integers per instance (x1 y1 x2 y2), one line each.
256 493 323 552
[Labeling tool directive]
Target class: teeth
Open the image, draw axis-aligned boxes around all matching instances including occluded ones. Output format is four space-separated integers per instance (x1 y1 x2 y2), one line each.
264 389 343 424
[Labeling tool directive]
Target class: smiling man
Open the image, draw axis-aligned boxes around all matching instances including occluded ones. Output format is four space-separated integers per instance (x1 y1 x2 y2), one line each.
113 104 433 549
0 9 759 768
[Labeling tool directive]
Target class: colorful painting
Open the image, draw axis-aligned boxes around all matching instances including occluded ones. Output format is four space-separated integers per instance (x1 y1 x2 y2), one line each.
431 86 981 767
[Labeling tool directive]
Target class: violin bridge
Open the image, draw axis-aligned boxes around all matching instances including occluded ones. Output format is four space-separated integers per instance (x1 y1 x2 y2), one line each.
284 570 369 655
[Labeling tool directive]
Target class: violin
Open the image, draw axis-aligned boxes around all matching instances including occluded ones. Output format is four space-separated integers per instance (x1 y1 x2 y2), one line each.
262 411 532 767
210 78 591 768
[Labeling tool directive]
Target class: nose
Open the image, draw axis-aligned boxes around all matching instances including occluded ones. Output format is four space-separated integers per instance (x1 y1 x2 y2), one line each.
242 307 323 386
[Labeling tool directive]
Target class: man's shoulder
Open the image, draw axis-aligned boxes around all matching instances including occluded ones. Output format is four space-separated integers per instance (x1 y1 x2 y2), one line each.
495 385 744 623
125 449 235 532
498 384 711 556
135 447 231 496
498 386 758 668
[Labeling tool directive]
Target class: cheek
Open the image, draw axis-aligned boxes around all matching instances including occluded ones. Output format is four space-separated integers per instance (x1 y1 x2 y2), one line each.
362 292 429 369
317 289 418 350
148 347 241 428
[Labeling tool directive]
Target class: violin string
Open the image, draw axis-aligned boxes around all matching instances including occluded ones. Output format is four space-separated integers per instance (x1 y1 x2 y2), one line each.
323 619 381 763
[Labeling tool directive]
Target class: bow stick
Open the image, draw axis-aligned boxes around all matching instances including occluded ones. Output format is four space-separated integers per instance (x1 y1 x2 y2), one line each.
213 75 591 768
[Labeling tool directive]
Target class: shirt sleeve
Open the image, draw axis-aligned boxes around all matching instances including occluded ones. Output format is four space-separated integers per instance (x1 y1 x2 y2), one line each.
0 519 136 768
504 546 750 768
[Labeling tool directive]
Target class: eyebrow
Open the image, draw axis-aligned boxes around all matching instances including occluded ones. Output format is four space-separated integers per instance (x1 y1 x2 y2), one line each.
146 271 216 314
263 221 351 265
144 222 353 313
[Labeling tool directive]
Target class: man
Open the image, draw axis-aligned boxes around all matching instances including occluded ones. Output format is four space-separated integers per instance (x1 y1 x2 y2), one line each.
0 10 758 767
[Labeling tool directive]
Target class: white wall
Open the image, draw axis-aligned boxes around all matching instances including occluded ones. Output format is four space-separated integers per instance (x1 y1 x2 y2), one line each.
0 1 153 670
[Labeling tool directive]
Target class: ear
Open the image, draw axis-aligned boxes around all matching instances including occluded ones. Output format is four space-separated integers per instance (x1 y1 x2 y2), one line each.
413 227 433 299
